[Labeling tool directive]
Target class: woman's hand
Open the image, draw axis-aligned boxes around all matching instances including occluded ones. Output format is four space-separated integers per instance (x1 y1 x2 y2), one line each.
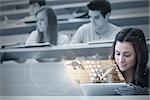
115 83 149 95
115 83 134 95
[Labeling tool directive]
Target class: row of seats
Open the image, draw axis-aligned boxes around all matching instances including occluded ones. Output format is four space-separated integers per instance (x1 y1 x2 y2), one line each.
0 0 149 38
0 12 149 37
0 0 148 20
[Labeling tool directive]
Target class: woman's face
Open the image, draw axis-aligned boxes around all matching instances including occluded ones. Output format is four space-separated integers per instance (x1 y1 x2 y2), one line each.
114 41 136 72
37 10 48 33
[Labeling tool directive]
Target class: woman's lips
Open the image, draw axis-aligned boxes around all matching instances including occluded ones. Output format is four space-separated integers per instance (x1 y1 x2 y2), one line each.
119 64 127 68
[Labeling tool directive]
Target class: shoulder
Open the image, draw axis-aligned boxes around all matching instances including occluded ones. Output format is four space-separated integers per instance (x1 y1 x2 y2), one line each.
78 23 91 29
57 33 69 45
75 23 91 34
145 66 149 76
25 30 39 45
109 23 121 30
143 66 150 88
109 23 121 34
58 33 68 39
30 30 39 36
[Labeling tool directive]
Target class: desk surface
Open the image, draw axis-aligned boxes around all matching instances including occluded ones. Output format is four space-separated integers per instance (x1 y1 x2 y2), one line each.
1 96 149 100
0 43 113 61
1 42 149 62
1 62 149 97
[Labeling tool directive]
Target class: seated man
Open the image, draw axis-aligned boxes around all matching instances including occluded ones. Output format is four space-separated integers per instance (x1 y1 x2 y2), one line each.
70 0 121 43
16 0 46 24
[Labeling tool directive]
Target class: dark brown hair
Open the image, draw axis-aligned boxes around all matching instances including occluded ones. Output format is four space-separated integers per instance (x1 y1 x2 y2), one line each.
111 27 148 88
87 0 111 18
29 0 46 6
36 6 58 45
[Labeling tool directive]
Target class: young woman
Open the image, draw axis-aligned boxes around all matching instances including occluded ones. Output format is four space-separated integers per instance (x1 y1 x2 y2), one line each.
111 27 149 95
26 6 69 45
25 6 69 62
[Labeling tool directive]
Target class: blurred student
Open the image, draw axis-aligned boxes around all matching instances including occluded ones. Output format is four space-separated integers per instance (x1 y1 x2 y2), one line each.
29 0 46 16
111 27 149 95
16 0 46 24
26 6 69 45
70 0 121 43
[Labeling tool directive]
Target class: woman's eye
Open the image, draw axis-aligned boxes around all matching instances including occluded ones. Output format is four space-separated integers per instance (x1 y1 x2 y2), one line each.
124 54 131 57
115 52 120 56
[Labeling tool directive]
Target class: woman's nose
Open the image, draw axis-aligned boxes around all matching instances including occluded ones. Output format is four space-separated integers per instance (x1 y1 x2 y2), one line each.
119 55 125 63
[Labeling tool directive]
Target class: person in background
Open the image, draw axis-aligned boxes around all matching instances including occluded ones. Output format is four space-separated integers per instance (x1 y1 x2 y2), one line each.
111 27 149 95
1 6 69 63
25 6 69 62
16 0 46 24
70 0 121 43
26 6 69 45
29 0 46 16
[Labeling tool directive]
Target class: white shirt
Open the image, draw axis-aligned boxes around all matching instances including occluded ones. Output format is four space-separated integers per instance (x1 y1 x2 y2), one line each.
25 30 69 63
26 30 69 45
70 23 121 43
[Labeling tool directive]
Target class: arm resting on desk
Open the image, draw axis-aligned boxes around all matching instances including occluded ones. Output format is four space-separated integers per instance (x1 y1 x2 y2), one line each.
116 83 149 95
